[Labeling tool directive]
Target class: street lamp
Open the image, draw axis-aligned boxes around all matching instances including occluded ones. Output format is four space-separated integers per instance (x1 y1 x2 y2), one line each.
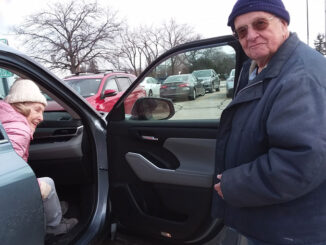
325 0 326 45
306 0 310 45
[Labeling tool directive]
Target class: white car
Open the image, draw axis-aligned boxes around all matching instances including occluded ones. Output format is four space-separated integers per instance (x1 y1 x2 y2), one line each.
141 76 161 97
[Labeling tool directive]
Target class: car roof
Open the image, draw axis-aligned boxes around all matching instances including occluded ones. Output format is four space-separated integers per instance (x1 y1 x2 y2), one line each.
64 71 135 80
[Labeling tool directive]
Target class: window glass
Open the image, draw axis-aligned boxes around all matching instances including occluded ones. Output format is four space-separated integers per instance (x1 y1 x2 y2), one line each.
64 78 101 97
0 78 6 99
125 44 236 120
104 79 119 91
117 77 131 91
0 73 16 99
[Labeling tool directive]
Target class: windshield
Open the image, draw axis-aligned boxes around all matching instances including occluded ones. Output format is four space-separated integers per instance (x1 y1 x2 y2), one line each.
164 75 190 83
192 70 210 77
65 78 102 97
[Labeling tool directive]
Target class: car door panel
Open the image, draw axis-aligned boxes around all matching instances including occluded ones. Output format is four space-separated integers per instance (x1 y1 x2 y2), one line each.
125 137 216 188
0 124 44 245
108 120 220 242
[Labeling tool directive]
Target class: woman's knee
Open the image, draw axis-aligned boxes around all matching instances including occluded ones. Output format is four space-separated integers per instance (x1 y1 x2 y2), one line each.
38 177 55 187
38 177 56 199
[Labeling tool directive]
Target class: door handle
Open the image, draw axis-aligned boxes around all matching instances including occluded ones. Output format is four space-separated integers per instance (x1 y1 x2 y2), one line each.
141 135 159 141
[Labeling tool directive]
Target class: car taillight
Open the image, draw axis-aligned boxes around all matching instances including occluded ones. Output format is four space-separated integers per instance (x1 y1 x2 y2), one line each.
178 83 189 87
161 85 168 89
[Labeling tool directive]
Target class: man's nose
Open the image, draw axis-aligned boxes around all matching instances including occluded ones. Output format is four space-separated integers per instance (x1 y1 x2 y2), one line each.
246 26 259 40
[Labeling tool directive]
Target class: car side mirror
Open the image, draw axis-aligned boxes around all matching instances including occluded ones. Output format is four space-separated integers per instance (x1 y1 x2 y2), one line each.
102 89 117 99
130 97 175 120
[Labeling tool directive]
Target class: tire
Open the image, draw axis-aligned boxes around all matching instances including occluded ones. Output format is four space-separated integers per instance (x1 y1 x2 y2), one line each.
215 82 220 92
209 84 213 93
189 89 196 100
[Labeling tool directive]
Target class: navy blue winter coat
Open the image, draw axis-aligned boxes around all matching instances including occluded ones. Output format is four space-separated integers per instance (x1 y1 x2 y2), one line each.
214 33 326 244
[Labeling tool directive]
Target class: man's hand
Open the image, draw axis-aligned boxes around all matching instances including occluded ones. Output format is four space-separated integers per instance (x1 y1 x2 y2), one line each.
214 174 224 199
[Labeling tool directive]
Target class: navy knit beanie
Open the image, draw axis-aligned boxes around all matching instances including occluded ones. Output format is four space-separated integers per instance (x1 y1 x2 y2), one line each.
228 0 290 30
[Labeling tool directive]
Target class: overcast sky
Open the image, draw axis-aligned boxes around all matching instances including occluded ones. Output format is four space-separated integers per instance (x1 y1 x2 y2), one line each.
0 0 325 49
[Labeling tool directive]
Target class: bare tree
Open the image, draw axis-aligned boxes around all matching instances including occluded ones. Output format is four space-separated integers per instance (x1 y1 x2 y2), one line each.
117 28 143 75
160 19 201 51
160 19 201 74
116 19 200 75
138 26 163 67
14 0 123 74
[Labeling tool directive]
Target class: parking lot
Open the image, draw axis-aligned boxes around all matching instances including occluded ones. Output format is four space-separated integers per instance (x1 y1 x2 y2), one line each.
171 81 231 120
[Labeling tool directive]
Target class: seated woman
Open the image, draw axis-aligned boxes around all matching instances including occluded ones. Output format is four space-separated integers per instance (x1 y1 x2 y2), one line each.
0 79 78 235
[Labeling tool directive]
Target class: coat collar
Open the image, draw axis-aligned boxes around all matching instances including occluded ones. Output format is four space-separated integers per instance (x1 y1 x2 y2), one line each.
257 32 300 80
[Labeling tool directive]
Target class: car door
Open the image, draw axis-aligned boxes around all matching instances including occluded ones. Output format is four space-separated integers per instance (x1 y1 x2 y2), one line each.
0 122 44 244
107 35 247 244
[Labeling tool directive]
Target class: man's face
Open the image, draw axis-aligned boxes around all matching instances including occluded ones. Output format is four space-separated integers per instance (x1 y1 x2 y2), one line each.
234 11 288 66
25 102 45 133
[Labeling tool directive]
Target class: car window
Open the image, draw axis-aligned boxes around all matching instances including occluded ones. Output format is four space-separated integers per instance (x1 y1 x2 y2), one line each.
116 77 131 91
104 78 119 91
65 78 101 97
125 44 236 120
0 78 6 98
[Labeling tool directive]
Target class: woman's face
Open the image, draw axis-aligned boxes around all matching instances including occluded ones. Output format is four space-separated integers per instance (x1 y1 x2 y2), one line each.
25 102 45 133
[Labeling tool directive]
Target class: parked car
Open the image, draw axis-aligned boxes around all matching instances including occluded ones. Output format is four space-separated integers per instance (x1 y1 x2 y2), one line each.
160 74 205 100
226 68 235 98
0 35 250 245
140 76 161 97
64 72 145 114
192 69 220 93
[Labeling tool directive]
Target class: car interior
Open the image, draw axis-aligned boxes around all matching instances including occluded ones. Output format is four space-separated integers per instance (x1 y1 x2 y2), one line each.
1 72 99 245
33 92 101 244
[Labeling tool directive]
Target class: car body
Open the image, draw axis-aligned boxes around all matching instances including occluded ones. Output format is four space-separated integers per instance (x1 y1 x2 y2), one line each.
0 35 251 245
192 69 220 93
160 74 205 100
64 72 145 114
226 68 235 98
140 76 161 97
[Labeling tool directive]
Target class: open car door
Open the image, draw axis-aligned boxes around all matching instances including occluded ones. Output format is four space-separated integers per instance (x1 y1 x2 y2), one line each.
0 123 44 244
107 35 247 244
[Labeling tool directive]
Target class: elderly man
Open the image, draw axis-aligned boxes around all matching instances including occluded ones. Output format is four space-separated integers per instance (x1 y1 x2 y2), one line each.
213 0 326 244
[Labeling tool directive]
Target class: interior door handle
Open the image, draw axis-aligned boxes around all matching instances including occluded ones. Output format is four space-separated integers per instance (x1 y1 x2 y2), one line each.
141 135 158 141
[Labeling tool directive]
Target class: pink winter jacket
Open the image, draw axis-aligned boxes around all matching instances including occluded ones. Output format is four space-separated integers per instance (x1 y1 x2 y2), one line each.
0 100 33 162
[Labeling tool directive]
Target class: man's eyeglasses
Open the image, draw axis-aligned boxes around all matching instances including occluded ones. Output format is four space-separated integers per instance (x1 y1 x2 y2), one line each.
233 16 274 40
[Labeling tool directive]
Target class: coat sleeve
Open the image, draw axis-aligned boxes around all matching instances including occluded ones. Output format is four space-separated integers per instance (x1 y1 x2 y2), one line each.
221 74 326 207
4 121 31 160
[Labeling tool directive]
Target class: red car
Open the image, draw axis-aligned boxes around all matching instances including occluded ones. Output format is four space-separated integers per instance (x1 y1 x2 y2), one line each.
63 71 145 113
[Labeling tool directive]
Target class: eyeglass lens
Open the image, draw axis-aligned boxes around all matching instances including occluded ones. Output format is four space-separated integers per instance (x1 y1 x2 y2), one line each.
234 18 271 39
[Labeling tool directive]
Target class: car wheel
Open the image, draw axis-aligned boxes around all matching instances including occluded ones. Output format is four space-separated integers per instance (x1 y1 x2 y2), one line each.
209 84 213 93
216 82 220 92
202 89 206 96
190 89 196 100
148 90 153 97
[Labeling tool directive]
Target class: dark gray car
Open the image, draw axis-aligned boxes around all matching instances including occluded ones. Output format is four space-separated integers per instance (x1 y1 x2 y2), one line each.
160 74 205 100
192 69 220 93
